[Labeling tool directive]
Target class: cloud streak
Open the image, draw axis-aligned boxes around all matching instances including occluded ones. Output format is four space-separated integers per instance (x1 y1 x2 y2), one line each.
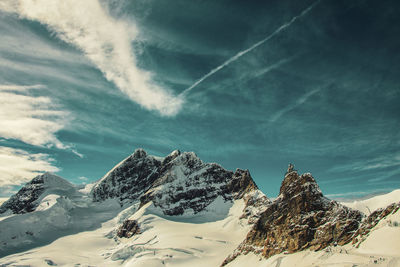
269 88 321 122
0 84 83 159
0 84 69 149
180 0 321 97
0 0 182 116
0 84 44 91
0 146 59 187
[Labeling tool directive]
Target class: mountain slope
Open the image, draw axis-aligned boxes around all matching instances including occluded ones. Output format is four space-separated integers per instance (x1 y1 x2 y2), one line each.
342 189 400 214
0 148 268 260
0 151 399 266
0 172 122 257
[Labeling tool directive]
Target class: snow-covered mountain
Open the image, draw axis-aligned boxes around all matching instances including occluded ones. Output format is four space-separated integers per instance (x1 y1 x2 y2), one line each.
91 149 268 220
0 149 399 266
0 149 268 263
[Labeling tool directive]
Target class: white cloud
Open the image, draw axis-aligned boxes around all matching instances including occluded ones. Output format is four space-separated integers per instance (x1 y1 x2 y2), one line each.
0 146 59 187
0 84 44 91
0 84 69 149
0 0 183 116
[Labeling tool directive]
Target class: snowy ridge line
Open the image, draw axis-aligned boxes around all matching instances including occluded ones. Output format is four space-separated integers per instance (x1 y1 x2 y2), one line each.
1 150 399 266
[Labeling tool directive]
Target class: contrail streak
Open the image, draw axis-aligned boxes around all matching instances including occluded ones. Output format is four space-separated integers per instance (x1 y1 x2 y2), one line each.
180 0 321 97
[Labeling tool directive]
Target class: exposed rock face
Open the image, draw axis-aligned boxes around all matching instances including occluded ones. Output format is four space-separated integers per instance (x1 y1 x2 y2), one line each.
92 148 161 203
225 169 259 199
92 149 267 217
117 219 140 238
0 173 75 214
0 175 45 214
352 201 400 247
222 169 362 265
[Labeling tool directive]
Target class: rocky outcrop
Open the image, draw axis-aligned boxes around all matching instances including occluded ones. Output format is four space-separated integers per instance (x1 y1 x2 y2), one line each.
92 149 266 217
222 167 362 265
117 219 140 238
352 201 400 247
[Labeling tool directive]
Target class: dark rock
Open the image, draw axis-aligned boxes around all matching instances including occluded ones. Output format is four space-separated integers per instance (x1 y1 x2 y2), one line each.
116 219 140 238
91 149 162 203
132 148 147 159
45 259 57 266
225 169 258 199
0 175 46 214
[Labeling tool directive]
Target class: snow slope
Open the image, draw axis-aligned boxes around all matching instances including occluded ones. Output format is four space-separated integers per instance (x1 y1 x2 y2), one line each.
2 191 399 267
342 189 400 214
0 172 125 257
1 151 399 267
0 173 77 215
0 190 122 257
0 198 252 267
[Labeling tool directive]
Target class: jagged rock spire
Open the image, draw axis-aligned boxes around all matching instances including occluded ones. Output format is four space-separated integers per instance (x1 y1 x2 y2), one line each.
222 168 362 265
286 163 295 174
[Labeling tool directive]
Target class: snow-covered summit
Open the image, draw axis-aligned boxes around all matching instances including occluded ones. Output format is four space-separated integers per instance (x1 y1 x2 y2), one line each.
0 172 76 215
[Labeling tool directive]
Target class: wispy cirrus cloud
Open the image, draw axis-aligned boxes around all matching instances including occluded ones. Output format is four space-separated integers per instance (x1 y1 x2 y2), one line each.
0 84 44 91
328 153 400 173
0 0 183 116
0 84 83 157
269 88 321 123
0 146 59 187
325 188 393 201
0 84 68 149
0 84 84 189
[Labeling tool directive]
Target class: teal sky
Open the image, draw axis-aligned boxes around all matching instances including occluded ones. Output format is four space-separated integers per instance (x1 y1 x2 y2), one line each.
0 0 399 200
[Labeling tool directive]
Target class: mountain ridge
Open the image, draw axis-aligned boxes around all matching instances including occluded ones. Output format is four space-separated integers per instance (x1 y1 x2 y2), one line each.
0 149 399 266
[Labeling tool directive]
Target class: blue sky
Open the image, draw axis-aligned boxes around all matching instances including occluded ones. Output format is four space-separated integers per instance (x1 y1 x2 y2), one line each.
0 0 399 199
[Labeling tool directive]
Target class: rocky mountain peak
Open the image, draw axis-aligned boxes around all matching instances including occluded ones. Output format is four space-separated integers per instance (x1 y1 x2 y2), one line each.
279 169 323 202
228 169 258 199
222 166 363 265
91 149 161 203
132 148 147 159
162 149 181 165
92 148 266 217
